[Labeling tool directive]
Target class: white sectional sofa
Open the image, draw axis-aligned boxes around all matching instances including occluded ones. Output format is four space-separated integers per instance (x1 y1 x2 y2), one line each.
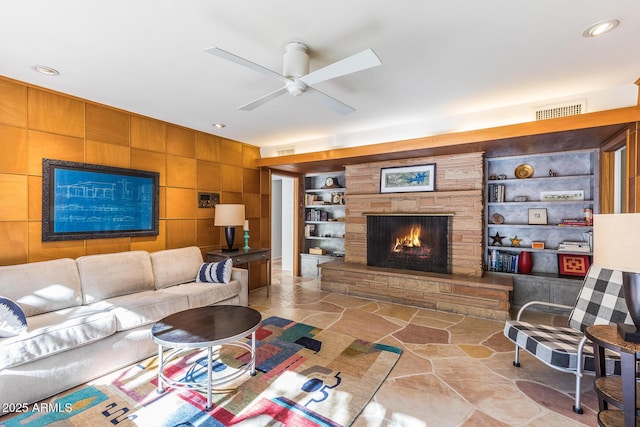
0 246 248 412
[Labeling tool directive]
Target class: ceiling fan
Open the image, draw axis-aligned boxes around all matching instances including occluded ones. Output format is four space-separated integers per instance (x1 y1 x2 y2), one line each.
205 41 382 115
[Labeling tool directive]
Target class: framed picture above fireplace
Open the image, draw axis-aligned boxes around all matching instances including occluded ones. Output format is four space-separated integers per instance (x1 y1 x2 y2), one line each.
380 164 435 193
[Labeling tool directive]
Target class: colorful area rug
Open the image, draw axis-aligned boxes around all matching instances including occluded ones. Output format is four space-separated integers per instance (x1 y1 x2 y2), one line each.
2 316 401 426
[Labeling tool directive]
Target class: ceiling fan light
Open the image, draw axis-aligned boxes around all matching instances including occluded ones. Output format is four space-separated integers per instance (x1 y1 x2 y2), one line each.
582 19 619 37
286 80 307 96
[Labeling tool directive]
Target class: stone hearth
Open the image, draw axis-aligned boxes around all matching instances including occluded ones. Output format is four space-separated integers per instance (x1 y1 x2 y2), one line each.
320 261 511 320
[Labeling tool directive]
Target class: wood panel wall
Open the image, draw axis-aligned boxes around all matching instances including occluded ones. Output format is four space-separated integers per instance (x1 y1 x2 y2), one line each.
0 77 269 282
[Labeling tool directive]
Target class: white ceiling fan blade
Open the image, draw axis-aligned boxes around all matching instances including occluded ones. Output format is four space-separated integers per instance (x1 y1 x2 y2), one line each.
301 49 382 86
238 86 288 111
204 47 290 84
305 87 355 115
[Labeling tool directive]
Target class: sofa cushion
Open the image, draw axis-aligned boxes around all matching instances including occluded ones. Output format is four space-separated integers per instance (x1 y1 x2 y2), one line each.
0 258 82 317
150 246 204 289
0 296 27 337
0 306 116 369
88 291 189 331
159 280 242 308
196 259 233 284
77 251 155 304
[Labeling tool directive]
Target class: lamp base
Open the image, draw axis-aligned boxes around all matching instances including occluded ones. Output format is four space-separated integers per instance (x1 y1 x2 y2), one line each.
223 226 236 253
617 323 640 343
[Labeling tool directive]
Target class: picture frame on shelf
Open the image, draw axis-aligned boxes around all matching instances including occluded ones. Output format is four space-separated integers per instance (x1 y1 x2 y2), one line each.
558 253 591 278
540 190 584 201
528 208 548 225
380 164 435 193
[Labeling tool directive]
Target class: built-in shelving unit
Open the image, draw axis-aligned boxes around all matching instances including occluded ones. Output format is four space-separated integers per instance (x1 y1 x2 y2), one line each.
300 171 346 276
484 149 599 307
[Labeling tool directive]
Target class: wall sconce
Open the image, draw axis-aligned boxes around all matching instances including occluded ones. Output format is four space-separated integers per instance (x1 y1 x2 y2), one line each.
214 204 245 252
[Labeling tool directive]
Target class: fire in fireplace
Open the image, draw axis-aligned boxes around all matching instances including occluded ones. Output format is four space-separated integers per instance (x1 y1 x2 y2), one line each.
366 214 451 274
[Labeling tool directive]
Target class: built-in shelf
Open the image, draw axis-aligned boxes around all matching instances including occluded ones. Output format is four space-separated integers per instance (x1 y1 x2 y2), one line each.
306 236 344 240
302 171 346 276
305 187 346 193
487 245 592 255
488 200 595 206
485 149 599 307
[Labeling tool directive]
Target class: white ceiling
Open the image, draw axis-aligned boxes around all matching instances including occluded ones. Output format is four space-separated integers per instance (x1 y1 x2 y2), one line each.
1 1 639 157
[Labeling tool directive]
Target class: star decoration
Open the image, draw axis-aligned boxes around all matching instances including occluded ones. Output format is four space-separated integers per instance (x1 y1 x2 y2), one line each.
491 232 505 246
510 235 522 247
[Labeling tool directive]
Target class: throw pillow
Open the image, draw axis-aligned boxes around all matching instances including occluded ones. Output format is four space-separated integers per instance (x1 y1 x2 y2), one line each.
196 259 233 284
0 296 28 337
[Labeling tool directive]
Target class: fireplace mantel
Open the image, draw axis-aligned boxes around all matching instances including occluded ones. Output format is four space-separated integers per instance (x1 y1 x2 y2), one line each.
362 212 455 217
345 189 483 276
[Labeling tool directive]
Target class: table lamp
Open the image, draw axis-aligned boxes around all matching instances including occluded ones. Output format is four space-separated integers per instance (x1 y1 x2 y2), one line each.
214 204 245 252
593 213 640 341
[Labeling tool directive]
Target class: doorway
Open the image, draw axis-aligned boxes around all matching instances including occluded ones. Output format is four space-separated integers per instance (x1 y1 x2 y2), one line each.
271 174 296 274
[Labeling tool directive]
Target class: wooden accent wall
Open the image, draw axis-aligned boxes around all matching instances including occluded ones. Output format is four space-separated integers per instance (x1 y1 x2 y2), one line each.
0 77 268 281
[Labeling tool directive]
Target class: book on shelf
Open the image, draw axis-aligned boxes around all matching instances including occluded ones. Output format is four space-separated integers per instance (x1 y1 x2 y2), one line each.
305 209 330 221
488 249 519 273
559 218 589 226
304 224 316 237
557 240 591 252
488 184 505 202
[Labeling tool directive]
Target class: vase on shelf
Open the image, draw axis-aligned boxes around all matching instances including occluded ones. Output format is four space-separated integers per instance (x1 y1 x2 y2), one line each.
518 251 533 274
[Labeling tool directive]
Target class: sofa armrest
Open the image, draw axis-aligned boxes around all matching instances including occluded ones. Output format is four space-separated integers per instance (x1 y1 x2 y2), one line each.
231 267 249 306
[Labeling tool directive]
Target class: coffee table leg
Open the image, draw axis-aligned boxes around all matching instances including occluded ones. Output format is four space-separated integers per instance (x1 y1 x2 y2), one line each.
157 344 165 394
206 346 213 410
250 331 256 376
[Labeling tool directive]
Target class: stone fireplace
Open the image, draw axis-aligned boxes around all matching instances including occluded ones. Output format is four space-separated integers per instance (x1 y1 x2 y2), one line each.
319 152 512 321
366 214 452 274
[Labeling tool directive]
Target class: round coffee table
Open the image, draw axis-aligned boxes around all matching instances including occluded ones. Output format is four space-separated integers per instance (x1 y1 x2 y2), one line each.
151 305 262 410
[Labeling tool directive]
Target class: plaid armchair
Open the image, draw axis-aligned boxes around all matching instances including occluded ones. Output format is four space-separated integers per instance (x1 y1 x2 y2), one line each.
504 265 632 414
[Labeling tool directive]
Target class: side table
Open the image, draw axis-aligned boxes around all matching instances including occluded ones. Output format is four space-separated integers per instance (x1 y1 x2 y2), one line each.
586 324 640 427
207 248 271 297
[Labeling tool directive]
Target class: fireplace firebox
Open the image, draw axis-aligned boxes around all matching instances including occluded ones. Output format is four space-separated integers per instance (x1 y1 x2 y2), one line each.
366 214 452 274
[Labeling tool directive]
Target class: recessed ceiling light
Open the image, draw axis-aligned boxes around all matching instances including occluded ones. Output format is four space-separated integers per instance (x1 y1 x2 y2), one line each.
31 65 60 76
582 19 619 38
212 123 226 129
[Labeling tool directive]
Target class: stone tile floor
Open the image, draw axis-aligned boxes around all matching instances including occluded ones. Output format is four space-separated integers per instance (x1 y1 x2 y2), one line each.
249 261 598 426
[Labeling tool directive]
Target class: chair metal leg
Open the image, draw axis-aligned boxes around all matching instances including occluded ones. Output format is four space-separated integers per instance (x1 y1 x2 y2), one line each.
572 336 587 414
572 371 583 414
513 344 521 367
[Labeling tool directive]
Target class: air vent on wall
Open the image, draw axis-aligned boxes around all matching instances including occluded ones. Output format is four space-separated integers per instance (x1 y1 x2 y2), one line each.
277 148 295 156
535 100 586 120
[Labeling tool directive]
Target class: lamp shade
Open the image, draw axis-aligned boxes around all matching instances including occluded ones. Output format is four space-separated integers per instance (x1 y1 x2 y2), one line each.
594 213 640 340
214 204 245 227
593 213 640 273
